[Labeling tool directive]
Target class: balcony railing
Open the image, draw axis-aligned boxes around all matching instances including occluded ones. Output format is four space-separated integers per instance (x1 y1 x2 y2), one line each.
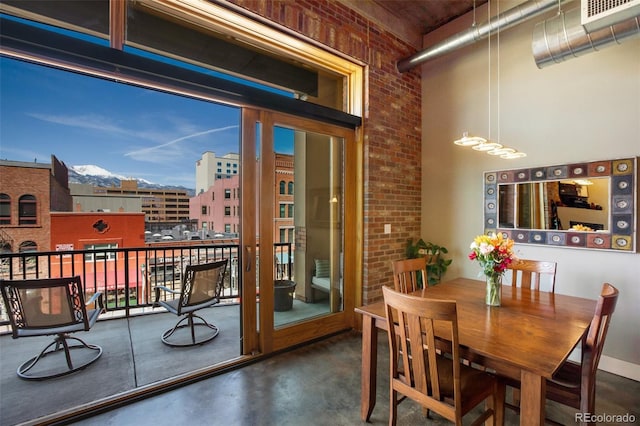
0 242 293 326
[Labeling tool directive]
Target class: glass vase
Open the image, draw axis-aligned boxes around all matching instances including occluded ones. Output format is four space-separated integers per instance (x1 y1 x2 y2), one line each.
485 273 502 306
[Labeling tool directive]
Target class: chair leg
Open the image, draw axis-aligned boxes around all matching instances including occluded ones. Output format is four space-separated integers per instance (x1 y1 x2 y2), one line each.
495 380 506 426
161 312 220 347
17 334 102 380
389 388 397 426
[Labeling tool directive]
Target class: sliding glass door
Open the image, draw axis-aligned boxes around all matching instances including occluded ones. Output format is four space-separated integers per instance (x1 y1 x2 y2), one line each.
241 111 356 354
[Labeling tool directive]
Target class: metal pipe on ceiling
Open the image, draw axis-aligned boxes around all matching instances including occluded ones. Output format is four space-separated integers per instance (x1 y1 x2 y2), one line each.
397 0 563 72
532 8 640 68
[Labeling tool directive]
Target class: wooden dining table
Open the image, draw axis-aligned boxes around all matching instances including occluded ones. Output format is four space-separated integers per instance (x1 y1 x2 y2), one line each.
355 277 597 425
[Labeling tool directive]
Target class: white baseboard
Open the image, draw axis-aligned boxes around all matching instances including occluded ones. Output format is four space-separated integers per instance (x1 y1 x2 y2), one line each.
598 355 640 382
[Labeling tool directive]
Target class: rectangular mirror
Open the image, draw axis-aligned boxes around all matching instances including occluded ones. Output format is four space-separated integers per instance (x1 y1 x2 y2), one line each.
484 157 637 252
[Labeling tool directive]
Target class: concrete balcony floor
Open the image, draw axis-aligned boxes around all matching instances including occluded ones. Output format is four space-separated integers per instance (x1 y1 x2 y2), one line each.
1 299 331 425
2 301 639 425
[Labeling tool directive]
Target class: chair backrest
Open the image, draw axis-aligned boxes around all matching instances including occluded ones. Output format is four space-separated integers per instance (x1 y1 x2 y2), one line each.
506 259 557 292
178 259 228 314
583 283 619 386
382 286 462 410
391 257 429 293
0 276 90 338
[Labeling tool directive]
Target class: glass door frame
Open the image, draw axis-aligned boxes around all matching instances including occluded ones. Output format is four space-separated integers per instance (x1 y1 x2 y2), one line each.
241 109 359 355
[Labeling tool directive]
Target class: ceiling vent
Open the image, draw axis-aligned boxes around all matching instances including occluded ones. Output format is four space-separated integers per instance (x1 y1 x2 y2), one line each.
581 0 640 31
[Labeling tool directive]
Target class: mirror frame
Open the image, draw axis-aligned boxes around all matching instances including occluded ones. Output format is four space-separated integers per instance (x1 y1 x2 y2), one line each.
484 157 638 252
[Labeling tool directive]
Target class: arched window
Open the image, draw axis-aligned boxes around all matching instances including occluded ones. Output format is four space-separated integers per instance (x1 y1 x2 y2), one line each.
19 240 37 252
0 243 12 270
288 181 294 195
0 193 10 224
279 180 286 194
19 194 37 225
18 241 38 271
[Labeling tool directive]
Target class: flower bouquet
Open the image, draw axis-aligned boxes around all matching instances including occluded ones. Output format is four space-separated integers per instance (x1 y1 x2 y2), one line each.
468 233 517 306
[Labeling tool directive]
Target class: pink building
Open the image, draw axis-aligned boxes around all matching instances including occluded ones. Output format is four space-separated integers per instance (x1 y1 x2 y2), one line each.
190 175 239 236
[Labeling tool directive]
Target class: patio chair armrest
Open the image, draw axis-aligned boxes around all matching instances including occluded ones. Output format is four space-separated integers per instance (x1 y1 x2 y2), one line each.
86 292 104 311
153 285 179 304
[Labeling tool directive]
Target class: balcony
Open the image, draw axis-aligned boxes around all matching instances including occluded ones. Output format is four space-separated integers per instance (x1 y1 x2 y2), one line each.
0 243 329 425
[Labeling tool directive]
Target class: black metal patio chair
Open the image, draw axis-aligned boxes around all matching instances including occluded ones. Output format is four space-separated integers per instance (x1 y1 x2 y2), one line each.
153 259 228 347
0 276 104 380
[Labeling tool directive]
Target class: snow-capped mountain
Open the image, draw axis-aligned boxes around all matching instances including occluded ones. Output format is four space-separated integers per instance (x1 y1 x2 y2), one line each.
69 165 194 196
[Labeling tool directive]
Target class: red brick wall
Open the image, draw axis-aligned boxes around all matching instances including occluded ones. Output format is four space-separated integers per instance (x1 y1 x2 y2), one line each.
229 0 422 304
50 212 145 251
0 164 51 252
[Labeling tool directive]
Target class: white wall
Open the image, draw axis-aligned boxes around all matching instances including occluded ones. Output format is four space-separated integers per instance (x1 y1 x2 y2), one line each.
420 1 640 379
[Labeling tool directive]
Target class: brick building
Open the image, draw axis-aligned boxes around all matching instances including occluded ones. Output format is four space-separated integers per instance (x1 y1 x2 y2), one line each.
190 174 240 236
50 211 146 293
190 153 294 243
0 155 72 255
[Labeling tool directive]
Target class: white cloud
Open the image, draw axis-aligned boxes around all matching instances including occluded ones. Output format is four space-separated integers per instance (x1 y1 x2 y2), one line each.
124 125 238 163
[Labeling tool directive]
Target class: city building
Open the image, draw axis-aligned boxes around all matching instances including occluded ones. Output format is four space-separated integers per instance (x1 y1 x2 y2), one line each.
50 211 146 294
190 153 294 244
70 183 143 214
189 174 239 237
99 180 191 232
274 153 294 245
195 152 239 195
0 156 72 255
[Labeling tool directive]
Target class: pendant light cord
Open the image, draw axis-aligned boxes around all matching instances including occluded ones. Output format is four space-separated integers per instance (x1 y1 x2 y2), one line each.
497 0 500 145
487 0 491 142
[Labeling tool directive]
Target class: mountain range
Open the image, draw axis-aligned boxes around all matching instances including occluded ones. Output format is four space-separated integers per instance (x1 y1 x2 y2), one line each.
69 165 195 196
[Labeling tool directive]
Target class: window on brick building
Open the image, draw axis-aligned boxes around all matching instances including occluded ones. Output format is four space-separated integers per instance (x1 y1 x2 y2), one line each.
0 193 10 224
19 241 37 252
18 240 37 272
279 181 285 194
18 194 37 225
201 205 207 215
84 243 118 261
279 204 286 218
287 204 294 218
224 206 231 216
224 189 231 199
288 182 294 195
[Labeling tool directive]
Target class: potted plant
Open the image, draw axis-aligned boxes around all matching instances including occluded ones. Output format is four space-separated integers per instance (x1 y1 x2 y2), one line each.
405 238 452 285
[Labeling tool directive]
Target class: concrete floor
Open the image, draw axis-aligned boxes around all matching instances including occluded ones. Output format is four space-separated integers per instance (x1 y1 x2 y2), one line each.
0 300 330 426
68 331 639 426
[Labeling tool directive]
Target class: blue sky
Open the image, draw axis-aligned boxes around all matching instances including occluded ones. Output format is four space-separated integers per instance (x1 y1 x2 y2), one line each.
0 56 243 188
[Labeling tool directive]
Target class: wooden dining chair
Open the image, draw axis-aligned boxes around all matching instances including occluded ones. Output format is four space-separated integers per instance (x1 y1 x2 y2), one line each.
504 283 619 425
382 286 503 426
391 257 429 293
506 259 557 292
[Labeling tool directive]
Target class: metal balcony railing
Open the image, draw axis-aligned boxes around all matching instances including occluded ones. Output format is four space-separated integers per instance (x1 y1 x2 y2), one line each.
0 242 293 326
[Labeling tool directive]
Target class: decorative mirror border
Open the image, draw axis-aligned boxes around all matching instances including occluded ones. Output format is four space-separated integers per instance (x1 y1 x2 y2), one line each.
484 157 637 252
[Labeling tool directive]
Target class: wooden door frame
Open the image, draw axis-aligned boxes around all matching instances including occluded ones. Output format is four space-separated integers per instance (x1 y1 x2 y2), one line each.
240 109 360 355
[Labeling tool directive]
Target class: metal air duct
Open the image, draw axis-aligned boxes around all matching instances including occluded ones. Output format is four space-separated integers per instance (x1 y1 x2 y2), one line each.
532 7 640 68
397 0 563 72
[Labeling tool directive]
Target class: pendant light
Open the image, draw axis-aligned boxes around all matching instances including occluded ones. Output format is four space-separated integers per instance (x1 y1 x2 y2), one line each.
452 0 526 159
454 132 487 146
